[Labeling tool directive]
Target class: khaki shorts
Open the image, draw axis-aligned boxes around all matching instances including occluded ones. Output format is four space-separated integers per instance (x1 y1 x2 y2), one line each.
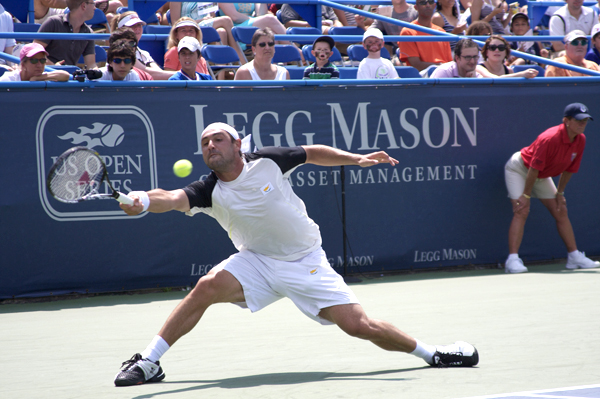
213 248 359 325
504 151 557 200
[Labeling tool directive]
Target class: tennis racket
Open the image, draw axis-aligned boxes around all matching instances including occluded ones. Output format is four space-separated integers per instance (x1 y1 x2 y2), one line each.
47 146 134 205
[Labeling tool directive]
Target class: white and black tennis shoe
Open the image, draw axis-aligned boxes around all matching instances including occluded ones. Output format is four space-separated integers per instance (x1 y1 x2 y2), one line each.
114 353 165 386
429 341 479 367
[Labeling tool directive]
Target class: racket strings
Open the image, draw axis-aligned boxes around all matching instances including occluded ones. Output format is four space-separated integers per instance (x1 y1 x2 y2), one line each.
49 151 105 201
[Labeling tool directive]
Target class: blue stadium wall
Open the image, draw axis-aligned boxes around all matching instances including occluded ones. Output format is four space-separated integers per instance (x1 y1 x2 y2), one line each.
1 81 599 298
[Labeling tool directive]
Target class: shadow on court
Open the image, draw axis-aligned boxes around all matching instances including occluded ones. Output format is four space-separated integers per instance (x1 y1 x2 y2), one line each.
130 368 429 398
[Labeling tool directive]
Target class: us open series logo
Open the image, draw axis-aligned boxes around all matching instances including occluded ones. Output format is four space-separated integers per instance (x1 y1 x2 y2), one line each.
36 106 157 221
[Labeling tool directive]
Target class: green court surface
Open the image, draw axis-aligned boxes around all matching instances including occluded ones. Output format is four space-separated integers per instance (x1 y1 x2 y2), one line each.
1 262 598 399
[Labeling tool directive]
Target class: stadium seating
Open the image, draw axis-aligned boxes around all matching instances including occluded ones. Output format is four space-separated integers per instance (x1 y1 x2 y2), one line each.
285 27 321 45
200 44 241 79
395 66 421 78
77 44 107 67
86 8 110 33
200 26 222 44
328 26 364 44
272 45 303 66
285 66 305 79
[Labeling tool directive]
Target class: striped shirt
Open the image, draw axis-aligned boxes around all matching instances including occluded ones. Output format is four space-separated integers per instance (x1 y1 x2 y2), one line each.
303 62 339 79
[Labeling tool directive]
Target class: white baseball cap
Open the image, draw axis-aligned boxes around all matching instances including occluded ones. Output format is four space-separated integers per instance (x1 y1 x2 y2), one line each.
564 29 587 43
178 36 202 53
117 14 146 28
363 28 384 42
592 24 600 39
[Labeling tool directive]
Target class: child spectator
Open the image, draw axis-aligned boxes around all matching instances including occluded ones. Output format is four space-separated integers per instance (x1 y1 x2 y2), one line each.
168 36 213 81
508 13 549 67
108 27 154 80
585 24 600 64
357 28 399 79
97 41 140 81
303 36 339 79
164 18 210 75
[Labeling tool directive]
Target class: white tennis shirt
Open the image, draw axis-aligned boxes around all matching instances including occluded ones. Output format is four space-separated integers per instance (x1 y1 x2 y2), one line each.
184 146 322 261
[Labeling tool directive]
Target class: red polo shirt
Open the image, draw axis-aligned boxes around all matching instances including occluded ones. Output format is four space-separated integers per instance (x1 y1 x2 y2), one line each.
520 124 585 179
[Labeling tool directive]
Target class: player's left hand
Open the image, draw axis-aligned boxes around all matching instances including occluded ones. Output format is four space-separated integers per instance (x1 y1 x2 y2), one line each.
555 194 567 212
358 151 399 167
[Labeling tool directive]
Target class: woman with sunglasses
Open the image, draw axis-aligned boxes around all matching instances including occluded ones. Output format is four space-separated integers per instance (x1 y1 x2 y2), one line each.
97 41 140 81
504 103 599 273
234 27 290 80
476 35 538 78
0 42 69 82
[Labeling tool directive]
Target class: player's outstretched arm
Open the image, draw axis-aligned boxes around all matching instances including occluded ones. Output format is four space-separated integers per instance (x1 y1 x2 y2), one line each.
303 145 399 168
120 189 190 216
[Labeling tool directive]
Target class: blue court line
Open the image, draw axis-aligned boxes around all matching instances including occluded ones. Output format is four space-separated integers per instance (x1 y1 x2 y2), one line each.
457 384 600 399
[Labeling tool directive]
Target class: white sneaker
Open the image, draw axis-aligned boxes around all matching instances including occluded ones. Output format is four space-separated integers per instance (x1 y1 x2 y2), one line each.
505 257 528 273
565 251 600 270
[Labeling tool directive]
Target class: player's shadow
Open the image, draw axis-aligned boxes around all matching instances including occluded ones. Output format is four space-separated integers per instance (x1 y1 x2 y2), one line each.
131 367 428 398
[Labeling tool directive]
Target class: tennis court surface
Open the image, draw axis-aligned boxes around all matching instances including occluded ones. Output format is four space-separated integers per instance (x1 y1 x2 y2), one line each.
1 261 598 399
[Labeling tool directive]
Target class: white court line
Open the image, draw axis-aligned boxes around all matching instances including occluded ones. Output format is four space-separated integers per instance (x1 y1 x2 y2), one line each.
456 383 600 399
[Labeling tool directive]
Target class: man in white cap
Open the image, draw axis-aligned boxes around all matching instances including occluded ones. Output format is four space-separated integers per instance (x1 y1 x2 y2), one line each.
357 28 399 79
113 123 479 387
34 0 97 67
546 30 600 77
0 42 69 81
167 36 212 81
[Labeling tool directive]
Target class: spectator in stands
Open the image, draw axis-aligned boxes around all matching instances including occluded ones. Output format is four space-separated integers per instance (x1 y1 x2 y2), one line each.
432 0 467 50
168 36 212 80
507 13 549 67
234 27 290 80
97 41 140 81
303 35 339 79
371 0 418 64
171 2 245 63
34 0 123 26
549 0 598 52
218 3 287 36
465 20 492 37
476 35 539 78
584 24 600 64
279 4 342 34
112 11 175 80
0 42 70 81
334 5 371 31
164 18 210 75
470 0 512 35
357 28 399 79
546 30 600 76
34 0 97 68
430 38 482 77
0 2 15 69
108 27 153 80
398 0 453 73
504 102 599 273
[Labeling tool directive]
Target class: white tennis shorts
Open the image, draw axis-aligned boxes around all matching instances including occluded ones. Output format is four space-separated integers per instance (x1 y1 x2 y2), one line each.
212 248 359 325
504 151 557 200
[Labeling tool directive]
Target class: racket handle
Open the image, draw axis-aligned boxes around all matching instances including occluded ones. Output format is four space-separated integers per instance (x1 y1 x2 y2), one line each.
116 192 134 205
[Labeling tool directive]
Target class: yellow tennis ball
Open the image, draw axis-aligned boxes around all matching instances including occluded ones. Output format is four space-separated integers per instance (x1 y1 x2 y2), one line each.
173 159 193 178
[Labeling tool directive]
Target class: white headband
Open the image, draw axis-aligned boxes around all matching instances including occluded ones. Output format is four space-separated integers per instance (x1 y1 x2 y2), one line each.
202 123 240 140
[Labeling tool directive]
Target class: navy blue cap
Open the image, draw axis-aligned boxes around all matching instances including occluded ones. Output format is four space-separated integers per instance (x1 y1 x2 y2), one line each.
313 35 335 49
564 103 593 120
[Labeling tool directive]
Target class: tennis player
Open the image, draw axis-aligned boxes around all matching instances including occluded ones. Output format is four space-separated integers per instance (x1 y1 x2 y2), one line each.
504 103 600 273
114 123 479 386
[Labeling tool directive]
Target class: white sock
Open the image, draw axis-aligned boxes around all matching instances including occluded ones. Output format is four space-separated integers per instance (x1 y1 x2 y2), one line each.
507 253 519 261
410 339 437 363
140 335 170 363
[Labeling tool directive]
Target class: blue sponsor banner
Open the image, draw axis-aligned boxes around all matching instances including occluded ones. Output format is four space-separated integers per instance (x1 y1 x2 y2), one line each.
1 83 599 298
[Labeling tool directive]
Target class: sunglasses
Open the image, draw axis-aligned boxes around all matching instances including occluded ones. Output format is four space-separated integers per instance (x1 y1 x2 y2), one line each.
488 44 507 51
112 57 133 64
570 39 588 46
417 0 436 5
257 41 275 48
460 55 479 61
28 57 47 64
